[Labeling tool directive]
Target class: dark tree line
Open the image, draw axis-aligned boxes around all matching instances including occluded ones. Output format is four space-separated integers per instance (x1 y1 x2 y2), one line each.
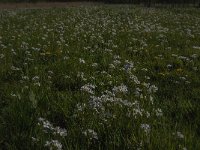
1 0 200 7
105 0 200 7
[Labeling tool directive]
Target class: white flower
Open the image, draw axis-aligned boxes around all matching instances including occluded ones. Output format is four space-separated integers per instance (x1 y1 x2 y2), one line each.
141 68 148 71
141 124 150 134
11 66 21 71
63 56 69 60
148 85 158 93
130 75 140 84
45 140 62 150
81 84 96 94
113 55 120 59
77 72 87 81
38 118 67 137
177 131 184 139
22 76 29 80
89 96 102 109
155 108 163 117
83 129 98 140
31 137 39 143
34 82 41 87
0 54 5 59
109 64 115 69
48 71 54 75
167 64 172 68
112 84 128 94
113 60 121 65
54 127 67 137
92 63 98 67
191 54 198 59
32 76 40 81
38 117 54 131
64 75 70 79
193 46 200 50
79 58 85 64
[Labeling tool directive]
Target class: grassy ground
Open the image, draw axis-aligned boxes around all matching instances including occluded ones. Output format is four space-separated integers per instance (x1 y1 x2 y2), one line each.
0 6 200 150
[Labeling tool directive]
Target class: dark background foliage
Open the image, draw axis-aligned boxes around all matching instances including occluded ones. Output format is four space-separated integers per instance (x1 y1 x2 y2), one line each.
0 0 200 7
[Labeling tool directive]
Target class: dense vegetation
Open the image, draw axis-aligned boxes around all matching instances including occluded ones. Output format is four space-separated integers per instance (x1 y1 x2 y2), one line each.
0 6 200 150
0 0 200 7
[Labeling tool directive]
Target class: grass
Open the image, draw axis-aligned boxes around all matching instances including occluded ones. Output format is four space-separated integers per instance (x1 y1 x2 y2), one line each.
0 5 200 150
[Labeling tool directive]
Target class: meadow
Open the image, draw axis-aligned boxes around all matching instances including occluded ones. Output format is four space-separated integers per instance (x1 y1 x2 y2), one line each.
0 5 200 150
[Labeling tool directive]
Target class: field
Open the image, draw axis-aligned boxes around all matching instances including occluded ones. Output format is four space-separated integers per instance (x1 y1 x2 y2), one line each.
0 5 200 150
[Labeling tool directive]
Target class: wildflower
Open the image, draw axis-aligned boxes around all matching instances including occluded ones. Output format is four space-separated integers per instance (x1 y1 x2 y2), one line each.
48 71 54 75
38 117 67 137
141 124 150 134
167 64 172 69
64 75 70 79
112 84 128 94
113 60 121 65
22 76 29 80
159 72 166 76
11 49 17 55
89 96 102 110
63 56 69 60
31 137 39 143
150 95 154 104
155 108 163 117
148 85 158 93
172 54 178 57
177 132 184 139
92 63 98 67
185 81 191 84
120 99 133 107
135 87 142 97
76 103 86 111
32 76 39 81
0 54 4 59
130 75 140 84
191 54 198 59
10 92 17 97
38 117 54 131
34 82 41 87
180 77 186 80
193 67 198 71
77 72 87 81
114 55 120 59
193 46 200 50
45 140 62 150
145 76 150 80
45 51 51 55
11 66 21 71
109 64 115 69
141 68 148 71
79 58 85 64
83 129 98 140
146 112 150 118
124 60 134 71
81 84 96 94
54 127 67 137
